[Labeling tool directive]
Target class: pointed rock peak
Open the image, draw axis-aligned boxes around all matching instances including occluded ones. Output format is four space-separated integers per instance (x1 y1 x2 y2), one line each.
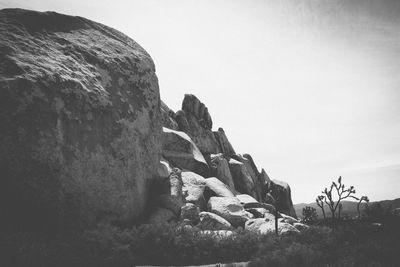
182 94 213 130
214 127 236 157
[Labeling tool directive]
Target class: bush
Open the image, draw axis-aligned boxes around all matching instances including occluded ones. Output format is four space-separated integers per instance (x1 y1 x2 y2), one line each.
1 218 400 267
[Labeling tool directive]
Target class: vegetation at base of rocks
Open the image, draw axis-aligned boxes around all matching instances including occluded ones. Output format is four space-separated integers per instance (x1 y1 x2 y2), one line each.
302 206 318 223
1 216 400 267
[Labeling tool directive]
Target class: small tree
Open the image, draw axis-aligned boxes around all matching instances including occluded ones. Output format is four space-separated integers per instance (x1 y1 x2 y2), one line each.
321 176 358 231
316 195 326 221
302 206 317 223
357 196 369 220
265 192 279 236
266 181 286 236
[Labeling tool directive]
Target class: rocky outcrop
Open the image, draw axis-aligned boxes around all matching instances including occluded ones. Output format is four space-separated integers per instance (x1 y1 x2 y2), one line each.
162 127 209 176
235 154 264 201
181 171 207 210
245 215 300 235
214 128 236 156
178 94 220 154
210 154 236 193
0 9 162 232
207 197 250 227
228 158 257 199
204 177 235 199
198 211 232 229
236 194 258 205
0 9 300 238
267 179 297 218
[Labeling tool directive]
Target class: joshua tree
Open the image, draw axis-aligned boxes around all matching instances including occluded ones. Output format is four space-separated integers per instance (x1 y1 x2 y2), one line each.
357 196 369 220
302 206 318 223
265 182 283 236
265 192 279 236
338 203 343 221
321 176 358 231
316 195 326 221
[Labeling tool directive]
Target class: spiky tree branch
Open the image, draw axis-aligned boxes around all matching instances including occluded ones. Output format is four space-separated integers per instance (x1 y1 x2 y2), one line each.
357 196 369 220
321 176 359 230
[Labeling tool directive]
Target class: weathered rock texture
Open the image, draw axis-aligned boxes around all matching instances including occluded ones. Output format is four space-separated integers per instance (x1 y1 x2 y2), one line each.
162 127 209 176
181 171 207 210
0 9 299 234
0 9 161 232
228 158 257 199
210 153 236 192
179 94 220 154
198 211 232 229
268 179 297 218
214 128 236 156
204 177 235 199
245 215 299 235
207 196 250 227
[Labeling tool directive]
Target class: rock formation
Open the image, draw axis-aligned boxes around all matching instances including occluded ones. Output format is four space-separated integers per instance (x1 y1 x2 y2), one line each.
214 128 236 156
0 9 161 232
162 127 209 176
178 94 220 154
0 9 298 235
210 153 236 193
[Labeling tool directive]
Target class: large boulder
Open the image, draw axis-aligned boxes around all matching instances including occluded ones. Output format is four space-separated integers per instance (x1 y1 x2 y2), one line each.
207 196 250 227
245 208 271 218
181 171 207 210
236 194 258 205
162 127 209 176
198 211 232 229
179 94 220 154
210 153 236 192
267 179 297 218
236 154 263 201
0 9 161 232
204 177 235 200
237 194 275 217
228 158 257 199
213 128 236 156
245 215 299 235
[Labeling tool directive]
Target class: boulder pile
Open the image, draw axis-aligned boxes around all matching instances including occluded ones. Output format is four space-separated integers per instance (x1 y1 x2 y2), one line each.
0 8 299 236
151 94 299 234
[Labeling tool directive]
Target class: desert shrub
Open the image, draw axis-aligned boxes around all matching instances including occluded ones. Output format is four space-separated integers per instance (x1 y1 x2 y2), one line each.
2 218 400 267
302 206 318 223
80 222 264 266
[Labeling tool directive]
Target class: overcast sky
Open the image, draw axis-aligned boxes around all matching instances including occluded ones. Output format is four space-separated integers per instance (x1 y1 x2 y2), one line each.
1 0 399 204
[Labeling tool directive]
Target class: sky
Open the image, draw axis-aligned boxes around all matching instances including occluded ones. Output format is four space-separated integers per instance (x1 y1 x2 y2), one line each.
1 0 400 204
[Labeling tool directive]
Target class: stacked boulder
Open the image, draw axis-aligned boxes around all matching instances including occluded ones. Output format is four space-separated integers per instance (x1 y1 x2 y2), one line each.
149 94 299 235
0 9 299 236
